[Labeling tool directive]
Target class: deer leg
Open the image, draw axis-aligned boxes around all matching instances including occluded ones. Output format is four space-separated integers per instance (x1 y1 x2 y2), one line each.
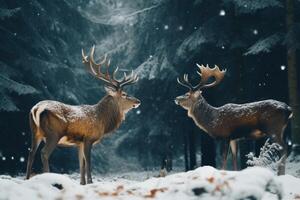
276 139 287 176
78 144 86 185
274 128 287 176
230 140 238 170
83 140 93 184
221 140 230 170
41 135 59 173
26 137 41 179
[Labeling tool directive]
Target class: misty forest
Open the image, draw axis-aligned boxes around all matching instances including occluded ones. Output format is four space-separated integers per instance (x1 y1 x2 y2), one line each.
1 0 300 199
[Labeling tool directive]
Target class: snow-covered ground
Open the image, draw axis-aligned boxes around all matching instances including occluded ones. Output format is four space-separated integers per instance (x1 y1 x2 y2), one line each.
1 166 300 200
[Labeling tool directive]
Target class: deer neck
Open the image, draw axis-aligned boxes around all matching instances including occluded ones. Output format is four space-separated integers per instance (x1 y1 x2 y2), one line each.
96 95 123 134
189 97 218 134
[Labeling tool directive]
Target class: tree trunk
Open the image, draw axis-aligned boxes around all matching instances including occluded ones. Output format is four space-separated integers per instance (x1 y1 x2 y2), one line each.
286 0 300 145
184 132 189 171
201 133 216 167
189 129 197 169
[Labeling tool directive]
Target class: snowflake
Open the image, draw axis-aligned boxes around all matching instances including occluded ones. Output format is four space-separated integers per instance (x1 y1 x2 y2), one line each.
178 26 183 31
253 29 258 35
280 65 286 70
2 157 6 161
136 110 141 115
20 157 25 162
219 10 226 16
164 25 169 30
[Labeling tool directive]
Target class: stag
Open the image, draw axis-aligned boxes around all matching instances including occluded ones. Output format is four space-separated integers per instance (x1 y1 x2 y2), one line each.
175 64 293 175
26 46 140 184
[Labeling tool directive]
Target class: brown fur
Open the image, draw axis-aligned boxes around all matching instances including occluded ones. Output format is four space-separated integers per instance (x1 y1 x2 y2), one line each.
26 91 140 184
176 91 292 174
176 65 292 174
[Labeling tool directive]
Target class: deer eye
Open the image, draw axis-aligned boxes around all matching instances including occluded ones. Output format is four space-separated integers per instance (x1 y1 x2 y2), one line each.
122 93 127 97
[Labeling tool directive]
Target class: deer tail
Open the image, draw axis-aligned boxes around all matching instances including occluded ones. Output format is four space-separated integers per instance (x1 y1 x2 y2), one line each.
287 106 293 120
30 104 47 127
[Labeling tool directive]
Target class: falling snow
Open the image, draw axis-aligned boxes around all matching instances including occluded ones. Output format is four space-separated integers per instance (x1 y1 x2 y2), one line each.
219 10 226 16
19 157 25 162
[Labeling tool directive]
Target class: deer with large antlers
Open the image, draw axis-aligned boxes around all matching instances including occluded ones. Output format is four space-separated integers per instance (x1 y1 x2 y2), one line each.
175 64 293 175
26 46 140 184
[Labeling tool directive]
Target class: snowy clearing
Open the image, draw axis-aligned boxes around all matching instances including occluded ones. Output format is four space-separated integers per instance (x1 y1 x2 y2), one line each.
1 166 300 200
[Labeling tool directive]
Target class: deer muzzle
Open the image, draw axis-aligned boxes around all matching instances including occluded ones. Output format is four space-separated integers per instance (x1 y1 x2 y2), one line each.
132 99 141 108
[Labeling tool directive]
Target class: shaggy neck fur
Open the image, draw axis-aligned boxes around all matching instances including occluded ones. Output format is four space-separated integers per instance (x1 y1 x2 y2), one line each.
189 97 218 134
96 95 123 134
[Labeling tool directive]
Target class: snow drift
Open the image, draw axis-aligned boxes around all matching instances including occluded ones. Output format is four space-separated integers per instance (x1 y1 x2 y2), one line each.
1 166 300 200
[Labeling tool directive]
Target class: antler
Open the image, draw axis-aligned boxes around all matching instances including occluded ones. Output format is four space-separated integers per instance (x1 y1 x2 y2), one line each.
177 74 194 91
177 64 226 91
82 45 138 90
195 64 226 89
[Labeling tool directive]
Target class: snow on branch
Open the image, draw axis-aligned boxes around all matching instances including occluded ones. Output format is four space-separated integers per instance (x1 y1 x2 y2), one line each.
0 93 19 112
232 0 282 14
0 75 39 95
246 139 282 173
0 7 21 20
244 33 283 55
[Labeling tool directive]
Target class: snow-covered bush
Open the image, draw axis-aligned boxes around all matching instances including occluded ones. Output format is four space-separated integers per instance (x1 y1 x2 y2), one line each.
246 139 282 173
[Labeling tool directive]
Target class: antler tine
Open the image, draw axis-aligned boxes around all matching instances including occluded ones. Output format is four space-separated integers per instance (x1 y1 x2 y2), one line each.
112 67 119 80
119 69 139 88
177 63 226 91
195 64 226 90
82 49 88 63
177 77 192 90
82 46 118 88
177 73 194 91
82 46 139 89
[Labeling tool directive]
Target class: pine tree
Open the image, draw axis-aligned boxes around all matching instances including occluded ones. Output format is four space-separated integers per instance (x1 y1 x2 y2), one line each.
286 0 300 146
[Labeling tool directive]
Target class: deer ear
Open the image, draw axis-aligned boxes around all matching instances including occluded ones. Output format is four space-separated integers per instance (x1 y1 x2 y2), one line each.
104 86 117 96
193 90 202 97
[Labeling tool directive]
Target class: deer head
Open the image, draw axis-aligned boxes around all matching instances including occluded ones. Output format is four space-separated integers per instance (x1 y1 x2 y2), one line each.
175 64 226 110
82 46 140 112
